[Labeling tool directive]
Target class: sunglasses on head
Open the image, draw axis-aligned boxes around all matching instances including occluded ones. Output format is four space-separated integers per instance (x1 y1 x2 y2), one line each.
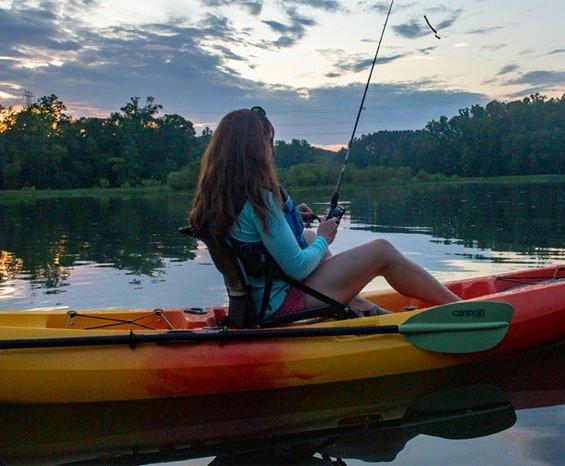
251 106 267 117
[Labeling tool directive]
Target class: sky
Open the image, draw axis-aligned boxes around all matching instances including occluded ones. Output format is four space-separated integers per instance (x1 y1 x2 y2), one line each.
0 0 563 148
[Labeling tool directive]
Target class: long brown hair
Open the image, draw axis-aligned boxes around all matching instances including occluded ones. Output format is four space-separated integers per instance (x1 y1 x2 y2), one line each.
189 108 282 237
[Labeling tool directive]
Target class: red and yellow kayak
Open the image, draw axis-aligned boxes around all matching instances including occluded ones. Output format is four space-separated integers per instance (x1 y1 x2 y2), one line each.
0 266 563 404
1 343 562 464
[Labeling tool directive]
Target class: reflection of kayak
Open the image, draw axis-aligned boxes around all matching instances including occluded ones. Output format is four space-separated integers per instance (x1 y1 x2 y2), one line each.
0 344 562 465
0 266 563 403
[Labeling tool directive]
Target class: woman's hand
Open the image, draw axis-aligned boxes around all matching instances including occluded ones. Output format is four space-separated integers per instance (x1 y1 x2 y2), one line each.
298 203 317 227
298 203 313 217
317 218 338 244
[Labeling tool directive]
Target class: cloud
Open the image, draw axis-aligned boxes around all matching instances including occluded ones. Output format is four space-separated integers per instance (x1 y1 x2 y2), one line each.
0 90 19 100
483 43 507 51
323 47 410 77
261 7 317 49
368 1 414 13
197 13 244 42
283 0 342 12
0 1 489 145
332 53 408 73
426 5 451 14
270 81 487 143
0 4 259 110
318 48 345 59
546 48 565 55
486 68 564 92
504 70 565 97
435 10 462 29
418 46 437 55
497 64 519 75
466 26 503 35
393 9 462 39
263 20 289 34
200 0 263 16
212 45 247 62
393 20 426 39
0 6 82 56
505 70 565 86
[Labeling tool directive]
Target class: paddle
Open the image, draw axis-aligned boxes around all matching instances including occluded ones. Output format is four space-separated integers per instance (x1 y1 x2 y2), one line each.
0 301 512 354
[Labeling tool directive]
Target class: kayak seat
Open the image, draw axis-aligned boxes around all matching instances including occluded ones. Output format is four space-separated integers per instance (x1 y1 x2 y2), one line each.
179 225 356 329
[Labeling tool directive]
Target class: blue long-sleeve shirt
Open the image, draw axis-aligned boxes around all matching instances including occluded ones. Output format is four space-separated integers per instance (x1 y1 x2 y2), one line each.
230 192 328 318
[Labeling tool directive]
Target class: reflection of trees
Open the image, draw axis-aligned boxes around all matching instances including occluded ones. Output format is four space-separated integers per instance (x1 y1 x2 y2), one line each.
0 250 23 282
0 195 197 287
1 183 563 291
291 182 564 254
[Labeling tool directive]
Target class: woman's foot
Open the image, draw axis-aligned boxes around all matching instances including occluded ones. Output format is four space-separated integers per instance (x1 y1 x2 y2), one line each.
353 305 390 317
348 295 391 316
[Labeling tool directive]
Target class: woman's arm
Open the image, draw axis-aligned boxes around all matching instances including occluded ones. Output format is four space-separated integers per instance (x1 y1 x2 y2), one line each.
253 194 328 280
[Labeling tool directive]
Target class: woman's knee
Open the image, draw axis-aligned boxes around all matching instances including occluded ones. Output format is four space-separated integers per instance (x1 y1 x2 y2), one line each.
371 238 399 263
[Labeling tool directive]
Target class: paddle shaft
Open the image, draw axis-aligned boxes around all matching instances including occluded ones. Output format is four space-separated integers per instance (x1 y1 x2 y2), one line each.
0 321 509 350
0 325 400 350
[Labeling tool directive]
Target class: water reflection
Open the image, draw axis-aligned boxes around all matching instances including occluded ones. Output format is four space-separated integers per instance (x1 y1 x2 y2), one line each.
0 181 563 310
345 182 564 252
0 196 197 281
0 250 23 282
0 343 562 465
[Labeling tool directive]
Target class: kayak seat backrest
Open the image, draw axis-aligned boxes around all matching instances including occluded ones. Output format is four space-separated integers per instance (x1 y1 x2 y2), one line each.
179 225 255 329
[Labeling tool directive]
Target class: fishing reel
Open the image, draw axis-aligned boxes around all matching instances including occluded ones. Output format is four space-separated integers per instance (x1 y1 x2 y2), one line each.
300 203 346 226
326 191 346 224
326 204 346 224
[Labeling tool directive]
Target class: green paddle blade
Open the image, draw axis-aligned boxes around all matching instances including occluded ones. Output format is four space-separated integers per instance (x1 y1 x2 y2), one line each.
398 301 513 353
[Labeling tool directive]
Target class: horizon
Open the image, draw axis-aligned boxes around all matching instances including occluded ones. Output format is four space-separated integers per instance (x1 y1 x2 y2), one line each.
1 0 563 149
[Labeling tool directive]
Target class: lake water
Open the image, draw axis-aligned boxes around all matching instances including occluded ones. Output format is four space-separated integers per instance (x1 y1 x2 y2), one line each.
0 180 563 465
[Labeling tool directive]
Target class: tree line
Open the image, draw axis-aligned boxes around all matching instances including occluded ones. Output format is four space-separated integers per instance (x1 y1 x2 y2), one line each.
0 93 563 191
0 95 209 190
347 93 564 177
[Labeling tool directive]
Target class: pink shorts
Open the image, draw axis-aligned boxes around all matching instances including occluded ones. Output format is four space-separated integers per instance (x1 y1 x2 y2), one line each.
275 287 307 317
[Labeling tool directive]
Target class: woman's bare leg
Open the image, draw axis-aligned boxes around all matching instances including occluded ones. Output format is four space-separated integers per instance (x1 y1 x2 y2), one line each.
303 230 386 314
302 237 461 309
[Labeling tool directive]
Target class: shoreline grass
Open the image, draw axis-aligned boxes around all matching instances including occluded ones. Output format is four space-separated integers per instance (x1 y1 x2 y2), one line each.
0 174 563 202
0 185 172 202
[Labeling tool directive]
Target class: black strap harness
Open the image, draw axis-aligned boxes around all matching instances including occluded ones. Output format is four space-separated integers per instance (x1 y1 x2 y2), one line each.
179 226 356 328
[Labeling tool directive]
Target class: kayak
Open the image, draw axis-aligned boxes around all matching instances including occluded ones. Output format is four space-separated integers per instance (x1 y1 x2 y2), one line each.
0 266 563 404
1 343 562 464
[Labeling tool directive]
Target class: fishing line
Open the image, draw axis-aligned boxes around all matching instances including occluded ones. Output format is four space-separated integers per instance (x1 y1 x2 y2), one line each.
326 0 395 221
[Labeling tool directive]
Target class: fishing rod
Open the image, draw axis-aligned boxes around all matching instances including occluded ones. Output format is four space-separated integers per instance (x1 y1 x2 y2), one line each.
326 0 395 221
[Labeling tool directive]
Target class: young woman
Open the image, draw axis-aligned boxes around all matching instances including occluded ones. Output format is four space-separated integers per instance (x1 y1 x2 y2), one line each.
189 108 460 321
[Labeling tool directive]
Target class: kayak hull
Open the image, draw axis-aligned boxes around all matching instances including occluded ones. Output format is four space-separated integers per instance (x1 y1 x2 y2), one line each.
0 266 563 404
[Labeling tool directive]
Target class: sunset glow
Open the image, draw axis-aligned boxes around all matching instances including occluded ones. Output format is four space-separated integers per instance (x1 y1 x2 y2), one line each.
0 0 563 144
